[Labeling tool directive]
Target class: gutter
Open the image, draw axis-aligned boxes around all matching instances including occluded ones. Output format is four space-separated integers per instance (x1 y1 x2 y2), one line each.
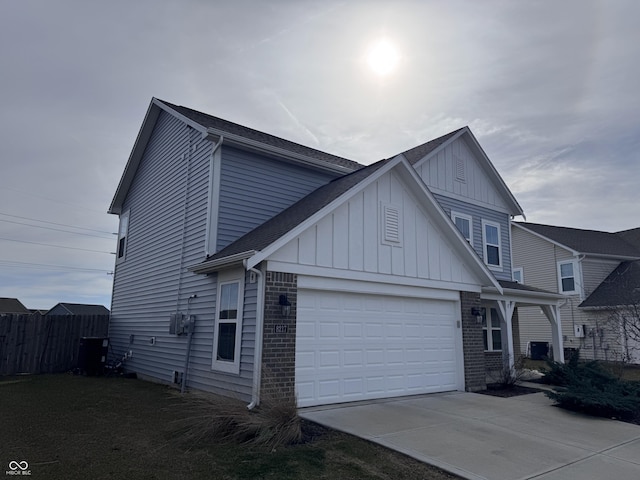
244 260 265 410
188 250 256 274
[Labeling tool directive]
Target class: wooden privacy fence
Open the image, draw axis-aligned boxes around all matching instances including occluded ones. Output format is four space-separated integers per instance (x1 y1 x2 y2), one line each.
0 313 109 375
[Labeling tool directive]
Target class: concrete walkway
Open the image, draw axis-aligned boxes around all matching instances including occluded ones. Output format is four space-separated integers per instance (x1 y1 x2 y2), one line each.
299 391 640 480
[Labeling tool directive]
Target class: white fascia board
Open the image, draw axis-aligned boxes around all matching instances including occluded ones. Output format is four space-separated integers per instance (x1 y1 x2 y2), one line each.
395 157 503 293
512 223 579 256
267 261 482 295
109 98 211 215
201 126 358 175
246 156 406 270
108 100 162 215
188 250 256 274
481 286 563 305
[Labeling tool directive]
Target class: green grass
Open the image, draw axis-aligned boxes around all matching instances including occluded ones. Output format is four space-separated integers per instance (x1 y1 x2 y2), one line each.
0 375 459 480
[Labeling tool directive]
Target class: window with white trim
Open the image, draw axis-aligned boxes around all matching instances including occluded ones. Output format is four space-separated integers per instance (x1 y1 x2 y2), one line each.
512 267 523 284
451 211 473 245
558 260 578 294
482 220 502 268
212 269 244 374
482 307 502 351
116 210 129 262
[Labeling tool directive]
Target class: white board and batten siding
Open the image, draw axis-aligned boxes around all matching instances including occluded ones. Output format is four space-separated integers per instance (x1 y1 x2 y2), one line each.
268 170 480 288
414 136 511 213
265 168 482 406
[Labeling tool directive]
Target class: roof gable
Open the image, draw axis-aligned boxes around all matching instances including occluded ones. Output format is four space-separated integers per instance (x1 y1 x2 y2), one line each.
109 98 362 214
193 155 502 292
403 127 523 216
516 222 640 258
46 303 110 316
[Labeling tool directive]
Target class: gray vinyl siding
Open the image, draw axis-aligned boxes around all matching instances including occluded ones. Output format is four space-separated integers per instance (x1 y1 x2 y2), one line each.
434 194 512 281
510 224 620 360
109 111 255 399
216 145 336 251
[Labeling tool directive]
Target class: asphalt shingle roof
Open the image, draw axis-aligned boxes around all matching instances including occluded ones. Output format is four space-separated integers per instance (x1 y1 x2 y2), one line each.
399 128 465 165
159 100 364 172
204 158 392 263
0 298 30 314
48 303 110 316
498 280 559 295
580 260 640 308
517 222 640 258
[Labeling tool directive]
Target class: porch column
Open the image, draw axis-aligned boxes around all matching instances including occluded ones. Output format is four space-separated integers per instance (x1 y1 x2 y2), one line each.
541 305 565 363
496 300 516 370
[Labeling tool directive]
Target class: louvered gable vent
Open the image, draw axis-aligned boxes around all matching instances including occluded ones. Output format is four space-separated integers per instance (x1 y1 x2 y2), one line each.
382 204 401 245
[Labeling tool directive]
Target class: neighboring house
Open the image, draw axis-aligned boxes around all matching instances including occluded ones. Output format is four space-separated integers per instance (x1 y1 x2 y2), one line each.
512 223 640 363
0 298 30 315
108 98 563 408
46 303 110 316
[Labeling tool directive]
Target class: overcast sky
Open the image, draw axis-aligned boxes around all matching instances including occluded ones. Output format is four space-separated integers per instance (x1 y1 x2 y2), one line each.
1 0 638 309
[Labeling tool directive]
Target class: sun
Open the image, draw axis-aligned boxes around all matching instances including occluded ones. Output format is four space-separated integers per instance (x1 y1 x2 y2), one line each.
366 39 400 76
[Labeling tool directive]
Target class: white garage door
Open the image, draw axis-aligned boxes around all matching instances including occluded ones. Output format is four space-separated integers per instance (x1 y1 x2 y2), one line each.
296 289 460 407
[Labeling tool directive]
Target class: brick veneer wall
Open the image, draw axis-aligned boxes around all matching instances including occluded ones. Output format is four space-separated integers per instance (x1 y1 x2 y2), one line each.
460 291 487 391
261 271 297 404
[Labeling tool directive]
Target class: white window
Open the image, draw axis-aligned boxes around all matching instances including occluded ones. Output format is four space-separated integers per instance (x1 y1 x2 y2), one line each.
482 220 502 268
558 260 578 294
116 210 129 262
451 211 473 245
212 269 244 374
482 307 502 351
512 267 523 284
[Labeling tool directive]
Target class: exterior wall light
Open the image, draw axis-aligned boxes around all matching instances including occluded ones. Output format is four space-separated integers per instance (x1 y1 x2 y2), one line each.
279 294 291 318
471 307 484 324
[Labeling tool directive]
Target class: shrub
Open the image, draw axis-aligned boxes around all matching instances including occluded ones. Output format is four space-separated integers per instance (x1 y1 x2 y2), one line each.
543 356 640 421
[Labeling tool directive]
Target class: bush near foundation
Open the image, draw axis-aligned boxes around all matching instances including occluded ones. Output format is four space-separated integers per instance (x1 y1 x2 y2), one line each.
544 356 640 422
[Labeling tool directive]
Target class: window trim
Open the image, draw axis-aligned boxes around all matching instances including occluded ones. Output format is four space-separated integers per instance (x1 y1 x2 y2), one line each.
557 260 578 295
116 210 130 263
482 307 502 352
451 211 473 246
212 269 245 374
512 267 523 284
482 220 502 269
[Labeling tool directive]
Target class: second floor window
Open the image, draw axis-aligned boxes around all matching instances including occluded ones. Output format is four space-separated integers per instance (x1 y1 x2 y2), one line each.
117 210 129 262
451 212 472 245
482 221 502 268
558 261 578 294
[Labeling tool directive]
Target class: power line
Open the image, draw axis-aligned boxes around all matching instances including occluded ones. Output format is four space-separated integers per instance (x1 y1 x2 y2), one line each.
0 259 112 274
0 185 108 215
0 219 115 240
0 212 115 236
0 237 115 255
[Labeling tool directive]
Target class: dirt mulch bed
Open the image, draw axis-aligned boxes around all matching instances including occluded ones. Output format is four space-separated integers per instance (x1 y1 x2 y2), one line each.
477 384 545 398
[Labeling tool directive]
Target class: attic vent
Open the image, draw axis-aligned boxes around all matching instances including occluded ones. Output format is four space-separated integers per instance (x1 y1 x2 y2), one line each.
455 155 466 182
382 204 401 245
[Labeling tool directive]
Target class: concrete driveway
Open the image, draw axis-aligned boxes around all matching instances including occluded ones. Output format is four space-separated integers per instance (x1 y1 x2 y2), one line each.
299 391 640 480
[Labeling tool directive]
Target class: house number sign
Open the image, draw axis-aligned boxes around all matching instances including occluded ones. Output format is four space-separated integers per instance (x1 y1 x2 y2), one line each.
274 324 288 334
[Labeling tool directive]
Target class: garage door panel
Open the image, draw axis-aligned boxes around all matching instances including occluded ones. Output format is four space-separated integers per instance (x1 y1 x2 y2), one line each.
296 289 460 407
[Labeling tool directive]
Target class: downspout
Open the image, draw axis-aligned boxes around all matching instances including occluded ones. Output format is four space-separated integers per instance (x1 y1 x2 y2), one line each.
244 260 265 410
181 294 197 394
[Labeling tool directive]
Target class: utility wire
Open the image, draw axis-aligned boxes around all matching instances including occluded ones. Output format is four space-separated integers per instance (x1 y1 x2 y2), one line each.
0 185 108 215
0 219 114 239
0 259 112 274
0 212 115 235
0 237 115 255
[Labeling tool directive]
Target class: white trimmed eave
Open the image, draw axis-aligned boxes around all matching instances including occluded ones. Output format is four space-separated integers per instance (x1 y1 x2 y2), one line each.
108 98 207 215
247 155 503 294
481 285 563 306
201 126 359 175
412 127 524 218
188 250 256 274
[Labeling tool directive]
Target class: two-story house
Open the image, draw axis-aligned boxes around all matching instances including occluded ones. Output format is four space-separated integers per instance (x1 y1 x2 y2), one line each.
512 222 640 363
108 98 563 408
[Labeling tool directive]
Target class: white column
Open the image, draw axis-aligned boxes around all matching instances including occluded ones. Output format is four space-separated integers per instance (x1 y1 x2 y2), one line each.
497 300 516 370
541 305 565 363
